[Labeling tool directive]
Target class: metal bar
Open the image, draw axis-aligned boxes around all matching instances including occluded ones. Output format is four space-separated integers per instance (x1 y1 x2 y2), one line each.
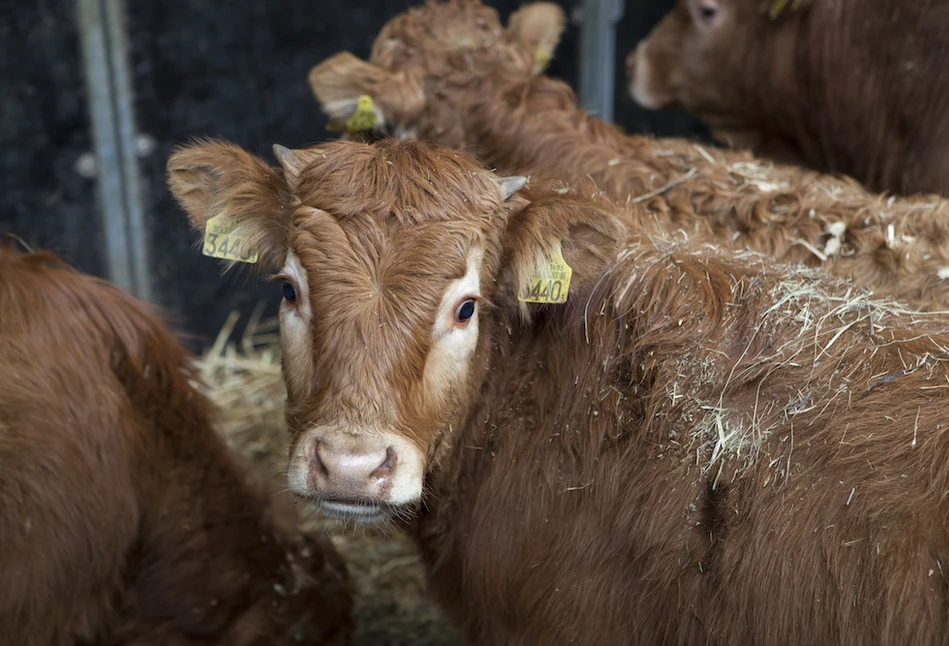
103 0 151 303
77 0 132 292
577 0 625 123
76 0 151 302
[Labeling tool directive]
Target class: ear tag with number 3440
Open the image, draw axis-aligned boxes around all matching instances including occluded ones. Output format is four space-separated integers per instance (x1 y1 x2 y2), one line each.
202 215 259 264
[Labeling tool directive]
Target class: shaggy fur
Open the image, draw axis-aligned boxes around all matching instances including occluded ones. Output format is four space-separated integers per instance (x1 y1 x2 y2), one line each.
305 0 949 313
628 0 949 196
0 245 354 646
170 137 949 645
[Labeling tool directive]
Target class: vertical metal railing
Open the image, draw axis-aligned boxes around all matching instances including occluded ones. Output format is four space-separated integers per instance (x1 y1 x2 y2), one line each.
577 0 625 123
76 0 151 302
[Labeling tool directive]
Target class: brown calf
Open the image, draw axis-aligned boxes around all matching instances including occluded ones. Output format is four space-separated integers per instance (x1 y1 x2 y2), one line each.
304 0 949 313
0 245 353 645
171 137 949 645
627 0 949 196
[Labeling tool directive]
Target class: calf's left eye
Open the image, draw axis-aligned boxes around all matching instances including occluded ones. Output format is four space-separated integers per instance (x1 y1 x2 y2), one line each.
454 298 476 324
696 0 720 22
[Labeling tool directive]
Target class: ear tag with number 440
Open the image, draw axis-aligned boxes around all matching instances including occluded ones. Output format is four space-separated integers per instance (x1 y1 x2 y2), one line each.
202 215 259 264
519 242 572 304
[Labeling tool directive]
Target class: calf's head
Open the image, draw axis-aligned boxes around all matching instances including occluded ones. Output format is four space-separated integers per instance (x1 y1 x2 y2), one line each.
627 0 813 131
306 0 566 147
167 138 621 524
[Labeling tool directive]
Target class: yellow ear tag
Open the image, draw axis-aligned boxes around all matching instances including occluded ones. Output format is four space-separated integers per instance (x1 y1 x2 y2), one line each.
767 0 801 20
202 215 259 264
344 95 377 132
532 47 551 75
519 242 572 304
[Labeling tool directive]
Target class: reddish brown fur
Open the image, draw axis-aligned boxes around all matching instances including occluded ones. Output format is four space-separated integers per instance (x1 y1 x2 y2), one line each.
170 137 949 645
306 0 949 313
628 0 949 196
0 245 353 645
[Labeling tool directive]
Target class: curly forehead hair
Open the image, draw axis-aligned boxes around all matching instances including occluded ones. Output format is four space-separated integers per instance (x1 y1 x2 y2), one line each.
370 0 531 72
293 138 507 227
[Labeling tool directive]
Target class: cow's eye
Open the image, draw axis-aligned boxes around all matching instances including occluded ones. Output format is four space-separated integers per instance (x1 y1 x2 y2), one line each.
454 298 477 324
694 0 720 23
283 281 297 303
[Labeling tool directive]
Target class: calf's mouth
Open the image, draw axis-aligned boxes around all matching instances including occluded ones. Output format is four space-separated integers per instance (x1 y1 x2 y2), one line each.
313 496 415 525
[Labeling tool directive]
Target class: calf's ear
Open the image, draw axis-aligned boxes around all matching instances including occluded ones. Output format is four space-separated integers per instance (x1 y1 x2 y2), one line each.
307 52 424 136
505 2 566 75
497 192 627 320
166 139 291 269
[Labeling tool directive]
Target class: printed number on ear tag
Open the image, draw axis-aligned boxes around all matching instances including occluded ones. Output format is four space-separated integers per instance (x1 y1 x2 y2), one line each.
519 242 572 304
202 215 259 264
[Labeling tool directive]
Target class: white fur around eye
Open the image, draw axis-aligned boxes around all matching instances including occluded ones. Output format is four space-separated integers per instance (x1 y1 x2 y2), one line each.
691 0 722 25
279 250 314 395
423 249 485 401
280 251 312 320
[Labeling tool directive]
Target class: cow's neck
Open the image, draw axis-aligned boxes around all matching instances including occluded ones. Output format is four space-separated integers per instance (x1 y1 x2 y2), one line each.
748 7 949 195
461 76 655 196
415 252 642 537
412 265 656 622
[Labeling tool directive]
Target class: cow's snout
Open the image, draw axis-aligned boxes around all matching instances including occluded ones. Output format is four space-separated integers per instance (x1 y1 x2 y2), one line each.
289 428 425 523
309 441 395 500
627 41 670 110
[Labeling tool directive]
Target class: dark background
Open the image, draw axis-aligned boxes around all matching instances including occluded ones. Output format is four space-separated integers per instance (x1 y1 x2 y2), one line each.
0 0 709 352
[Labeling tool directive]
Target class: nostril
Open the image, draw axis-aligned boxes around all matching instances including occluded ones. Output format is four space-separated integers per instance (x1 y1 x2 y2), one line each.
310 440 329 477
371 447 397 478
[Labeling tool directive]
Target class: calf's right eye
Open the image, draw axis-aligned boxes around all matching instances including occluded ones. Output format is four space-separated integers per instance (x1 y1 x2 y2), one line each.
283 281 297 303
454 298 477 324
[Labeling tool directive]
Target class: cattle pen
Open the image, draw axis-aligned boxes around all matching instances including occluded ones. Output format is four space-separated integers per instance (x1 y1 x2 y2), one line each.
3 1 661 643
6 0 949 644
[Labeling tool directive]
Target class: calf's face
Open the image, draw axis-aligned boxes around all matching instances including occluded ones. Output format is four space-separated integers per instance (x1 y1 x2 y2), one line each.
167 139 539 523
274 214 495 522
306 0 566 146
627 0 812 129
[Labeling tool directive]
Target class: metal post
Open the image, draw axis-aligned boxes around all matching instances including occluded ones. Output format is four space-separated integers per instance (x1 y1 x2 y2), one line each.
577 0 625 123
76 0 151 302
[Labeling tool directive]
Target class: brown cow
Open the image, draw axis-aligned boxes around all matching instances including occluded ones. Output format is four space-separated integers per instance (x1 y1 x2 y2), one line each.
0 245 353 645
627 0 949 197
170 136 949 645
304 0 949 314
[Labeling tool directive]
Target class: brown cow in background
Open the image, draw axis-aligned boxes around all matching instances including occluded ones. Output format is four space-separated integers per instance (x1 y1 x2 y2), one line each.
305 0 949 314
627 0 949 197
171 136 949 645
0 245 353 645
